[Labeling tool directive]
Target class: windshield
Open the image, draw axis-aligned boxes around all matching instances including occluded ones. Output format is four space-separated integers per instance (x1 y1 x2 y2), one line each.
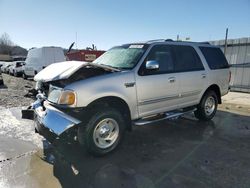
93 44 147 69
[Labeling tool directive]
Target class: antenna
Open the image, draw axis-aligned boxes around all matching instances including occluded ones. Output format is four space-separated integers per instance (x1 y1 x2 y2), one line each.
75 32 78 49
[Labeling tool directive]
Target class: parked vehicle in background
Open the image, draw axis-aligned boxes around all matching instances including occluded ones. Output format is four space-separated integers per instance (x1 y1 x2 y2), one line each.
1 62 14 74
9 61 25 76
66 50 105 62
0 63 6 73
0 61 5 68
0 67 3 85
6 63 14 74
23 47 65 79
25 39 230 156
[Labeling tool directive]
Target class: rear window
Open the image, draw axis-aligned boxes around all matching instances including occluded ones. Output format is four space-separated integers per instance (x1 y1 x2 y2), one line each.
200 47 229 69
173 45 204 72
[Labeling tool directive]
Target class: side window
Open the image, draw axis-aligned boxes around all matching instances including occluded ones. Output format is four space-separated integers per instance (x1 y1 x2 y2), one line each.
199 47 229 69
140 45 174 75
173 45 204 72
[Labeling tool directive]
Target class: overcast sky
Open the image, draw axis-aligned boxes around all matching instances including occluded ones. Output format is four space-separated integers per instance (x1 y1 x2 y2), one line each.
0 0 250 50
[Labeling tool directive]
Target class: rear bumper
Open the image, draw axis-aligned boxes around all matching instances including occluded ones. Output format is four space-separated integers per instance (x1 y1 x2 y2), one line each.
33 101 81 135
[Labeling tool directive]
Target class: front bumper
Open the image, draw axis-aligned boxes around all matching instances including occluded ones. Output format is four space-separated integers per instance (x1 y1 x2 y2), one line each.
33 100 81 135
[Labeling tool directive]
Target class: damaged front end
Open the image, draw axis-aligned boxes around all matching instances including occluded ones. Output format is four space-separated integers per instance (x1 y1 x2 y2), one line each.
22 60 118 138
22 92 81 137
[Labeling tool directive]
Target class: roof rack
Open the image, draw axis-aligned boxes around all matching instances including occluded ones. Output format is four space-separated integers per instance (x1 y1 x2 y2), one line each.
146 39 175 43
165 39 174 42
146 39 211 45
146 39 166 43
199 42 211 45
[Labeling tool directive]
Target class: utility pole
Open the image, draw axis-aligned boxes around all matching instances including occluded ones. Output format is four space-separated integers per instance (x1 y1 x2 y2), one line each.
75 32 78 49
177 34 179 41
224 28 228 55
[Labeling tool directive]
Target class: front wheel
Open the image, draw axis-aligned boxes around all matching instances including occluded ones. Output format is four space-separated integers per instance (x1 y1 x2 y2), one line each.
194 90 218 121
78 107 126 156
22 73 27 79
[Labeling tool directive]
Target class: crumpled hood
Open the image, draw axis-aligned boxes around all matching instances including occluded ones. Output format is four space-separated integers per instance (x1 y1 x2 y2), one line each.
34 60 119 82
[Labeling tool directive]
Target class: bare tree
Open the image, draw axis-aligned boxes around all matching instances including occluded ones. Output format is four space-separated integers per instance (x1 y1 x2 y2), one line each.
0 32 14 55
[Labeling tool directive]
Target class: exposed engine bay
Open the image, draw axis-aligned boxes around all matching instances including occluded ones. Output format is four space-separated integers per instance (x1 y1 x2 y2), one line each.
36 63 115 94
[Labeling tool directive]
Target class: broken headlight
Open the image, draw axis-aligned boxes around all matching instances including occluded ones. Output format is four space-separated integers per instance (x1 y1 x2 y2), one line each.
48 85 76 106
47 85 62 103
58 90 76 106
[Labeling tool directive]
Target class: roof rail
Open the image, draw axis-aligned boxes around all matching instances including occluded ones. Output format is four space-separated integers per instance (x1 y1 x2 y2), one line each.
146 39 166 43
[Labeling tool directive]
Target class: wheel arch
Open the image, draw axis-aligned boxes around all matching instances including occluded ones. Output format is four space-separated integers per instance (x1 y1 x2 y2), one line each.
86 96 132 131
202 84 222 104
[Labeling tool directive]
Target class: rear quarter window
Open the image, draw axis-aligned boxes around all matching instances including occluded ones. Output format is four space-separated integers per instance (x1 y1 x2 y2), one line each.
200 47 229 70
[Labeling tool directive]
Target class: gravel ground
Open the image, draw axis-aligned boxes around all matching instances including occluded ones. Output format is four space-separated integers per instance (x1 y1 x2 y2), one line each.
0 74 36 108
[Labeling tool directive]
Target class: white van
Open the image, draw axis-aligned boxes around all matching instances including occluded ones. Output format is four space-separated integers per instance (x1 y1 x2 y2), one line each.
23 47 65 78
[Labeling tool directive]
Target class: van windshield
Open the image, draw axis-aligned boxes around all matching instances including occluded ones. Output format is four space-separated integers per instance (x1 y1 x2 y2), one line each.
93 44 147 69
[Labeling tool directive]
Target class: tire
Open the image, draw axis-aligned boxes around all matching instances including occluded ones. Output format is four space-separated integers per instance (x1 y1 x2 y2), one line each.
22 73 27 79
14 71 17 77
78 107 126 156
194 90 218 121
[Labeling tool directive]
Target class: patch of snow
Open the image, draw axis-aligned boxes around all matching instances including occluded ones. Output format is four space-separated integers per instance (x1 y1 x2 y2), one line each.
0 107 48 149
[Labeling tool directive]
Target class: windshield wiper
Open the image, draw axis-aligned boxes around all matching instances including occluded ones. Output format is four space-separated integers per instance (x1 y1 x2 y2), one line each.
99 64 121 71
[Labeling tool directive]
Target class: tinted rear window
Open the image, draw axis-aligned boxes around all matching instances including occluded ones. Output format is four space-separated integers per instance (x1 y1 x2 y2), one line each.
173 45 204 72
200 47 229 69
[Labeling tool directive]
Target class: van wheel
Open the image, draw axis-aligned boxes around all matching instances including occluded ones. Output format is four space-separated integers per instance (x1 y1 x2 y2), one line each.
78 107 126 156
194 90 218 121
22 73 27 79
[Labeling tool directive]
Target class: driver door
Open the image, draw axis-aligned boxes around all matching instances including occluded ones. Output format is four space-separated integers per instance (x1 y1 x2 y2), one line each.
135 45 181 117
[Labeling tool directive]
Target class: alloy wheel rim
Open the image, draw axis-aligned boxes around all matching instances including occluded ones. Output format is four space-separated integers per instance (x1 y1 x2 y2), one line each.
93 118 119 149
204 96 215 116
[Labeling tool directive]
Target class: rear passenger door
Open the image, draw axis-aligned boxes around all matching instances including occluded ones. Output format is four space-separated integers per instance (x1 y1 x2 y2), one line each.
172 45 207 108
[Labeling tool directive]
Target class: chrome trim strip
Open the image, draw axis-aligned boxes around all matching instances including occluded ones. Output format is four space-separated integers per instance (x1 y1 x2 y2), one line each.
181 90 201 98
138 94 179 106
138 90 201 106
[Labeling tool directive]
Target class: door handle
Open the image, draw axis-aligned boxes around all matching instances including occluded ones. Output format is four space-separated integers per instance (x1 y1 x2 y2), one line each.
201 74 206 79
168 77 176 83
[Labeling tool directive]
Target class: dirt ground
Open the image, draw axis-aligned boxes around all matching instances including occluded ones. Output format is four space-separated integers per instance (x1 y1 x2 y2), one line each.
0 74 35 107
0 74 250 188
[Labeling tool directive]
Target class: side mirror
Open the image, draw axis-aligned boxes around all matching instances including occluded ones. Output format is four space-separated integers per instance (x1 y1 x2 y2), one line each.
146 60 159 70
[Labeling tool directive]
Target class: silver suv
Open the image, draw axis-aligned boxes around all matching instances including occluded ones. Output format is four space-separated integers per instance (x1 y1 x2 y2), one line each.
24 39 230 156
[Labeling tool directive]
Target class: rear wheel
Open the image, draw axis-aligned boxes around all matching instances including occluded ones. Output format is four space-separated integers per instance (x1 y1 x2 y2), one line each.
78 107 126 156
194 90 218 121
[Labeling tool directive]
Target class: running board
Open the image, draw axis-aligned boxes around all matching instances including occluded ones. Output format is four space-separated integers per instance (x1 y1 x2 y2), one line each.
133 108 196 126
